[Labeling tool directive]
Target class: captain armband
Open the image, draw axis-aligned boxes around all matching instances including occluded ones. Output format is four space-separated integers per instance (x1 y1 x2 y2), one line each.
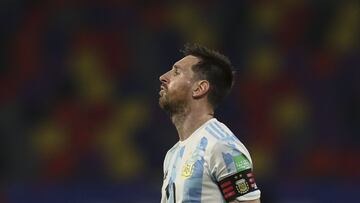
217 168 259 202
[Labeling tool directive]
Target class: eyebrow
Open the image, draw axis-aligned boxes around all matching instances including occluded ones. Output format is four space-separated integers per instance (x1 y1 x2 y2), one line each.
173 65 180 70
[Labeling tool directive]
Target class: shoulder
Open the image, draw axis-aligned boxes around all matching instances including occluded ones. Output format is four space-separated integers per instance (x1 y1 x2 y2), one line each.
203 119 250 157
164 142 179 160
163 142 180 169
201 119 253 167
203 118 238 144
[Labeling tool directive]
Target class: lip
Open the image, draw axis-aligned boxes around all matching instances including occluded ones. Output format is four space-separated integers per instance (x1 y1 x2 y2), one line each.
159 89 165 96
159 85 166 96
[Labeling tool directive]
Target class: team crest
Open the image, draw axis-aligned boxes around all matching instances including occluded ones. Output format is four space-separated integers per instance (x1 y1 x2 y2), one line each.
235 178 249 194
181 162 194 177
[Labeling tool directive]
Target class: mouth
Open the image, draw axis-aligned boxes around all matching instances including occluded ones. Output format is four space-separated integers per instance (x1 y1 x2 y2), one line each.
159 85 166 96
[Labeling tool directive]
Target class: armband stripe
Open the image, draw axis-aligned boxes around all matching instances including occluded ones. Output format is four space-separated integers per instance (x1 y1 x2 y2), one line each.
224 191 236 199
223 185 234 193
220 181 231 188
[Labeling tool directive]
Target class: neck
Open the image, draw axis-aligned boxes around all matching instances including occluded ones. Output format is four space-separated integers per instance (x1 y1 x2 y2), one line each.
170 104 214 141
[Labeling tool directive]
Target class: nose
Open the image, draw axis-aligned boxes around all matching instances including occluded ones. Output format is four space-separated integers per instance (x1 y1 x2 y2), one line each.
159 71 169 84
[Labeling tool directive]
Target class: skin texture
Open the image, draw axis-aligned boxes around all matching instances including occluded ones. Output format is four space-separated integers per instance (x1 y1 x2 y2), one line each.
159 55 260 203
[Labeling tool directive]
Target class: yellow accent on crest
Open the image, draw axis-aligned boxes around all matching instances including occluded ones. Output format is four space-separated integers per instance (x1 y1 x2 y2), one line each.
182 162 194 177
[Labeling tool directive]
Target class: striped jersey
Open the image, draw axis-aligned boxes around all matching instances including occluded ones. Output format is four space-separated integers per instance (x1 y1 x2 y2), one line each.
161 118 261 203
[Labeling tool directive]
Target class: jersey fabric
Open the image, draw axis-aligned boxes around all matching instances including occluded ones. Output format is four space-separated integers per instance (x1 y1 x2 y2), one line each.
161 118 261 203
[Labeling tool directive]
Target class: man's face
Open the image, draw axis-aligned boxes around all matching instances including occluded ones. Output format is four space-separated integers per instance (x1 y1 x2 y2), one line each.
159 55 200 113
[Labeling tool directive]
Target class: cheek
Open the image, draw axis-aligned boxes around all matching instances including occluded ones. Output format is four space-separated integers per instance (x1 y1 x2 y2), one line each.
177 82 193 96
169 80 192 96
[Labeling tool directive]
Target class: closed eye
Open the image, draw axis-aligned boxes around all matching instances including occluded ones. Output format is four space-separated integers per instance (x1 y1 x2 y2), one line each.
174 69 179 75
173 66 180 76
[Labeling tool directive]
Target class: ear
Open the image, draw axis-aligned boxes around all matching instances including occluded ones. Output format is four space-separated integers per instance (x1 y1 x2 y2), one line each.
192 80 210 98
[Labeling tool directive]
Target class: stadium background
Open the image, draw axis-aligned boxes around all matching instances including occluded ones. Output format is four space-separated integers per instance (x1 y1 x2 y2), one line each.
1 0 359 202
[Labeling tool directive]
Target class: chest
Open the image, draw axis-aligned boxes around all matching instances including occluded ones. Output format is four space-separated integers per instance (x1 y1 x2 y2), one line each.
165 137 209 183
161 137 225 202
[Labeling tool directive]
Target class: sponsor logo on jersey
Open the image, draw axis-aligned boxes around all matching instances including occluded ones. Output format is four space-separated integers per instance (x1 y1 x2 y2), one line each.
233 154 251 171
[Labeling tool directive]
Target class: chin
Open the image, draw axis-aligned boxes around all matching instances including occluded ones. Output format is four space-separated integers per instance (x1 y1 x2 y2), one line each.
159 97 167 109
159 100 173 113
159 101 165 109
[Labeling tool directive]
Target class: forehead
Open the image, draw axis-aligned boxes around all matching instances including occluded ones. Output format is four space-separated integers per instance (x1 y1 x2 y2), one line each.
174 55 200 70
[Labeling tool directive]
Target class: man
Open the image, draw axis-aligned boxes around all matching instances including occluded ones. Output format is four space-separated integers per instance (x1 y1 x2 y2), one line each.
159 43 261 203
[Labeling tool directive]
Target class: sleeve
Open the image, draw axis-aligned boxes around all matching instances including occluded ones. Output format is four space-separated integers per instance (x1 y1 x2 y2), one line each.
208 142 261 202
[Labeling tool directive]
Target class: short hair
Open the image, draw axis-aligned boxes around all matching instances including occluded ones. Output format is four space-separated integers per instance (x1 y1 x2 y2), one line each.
181 43 234 108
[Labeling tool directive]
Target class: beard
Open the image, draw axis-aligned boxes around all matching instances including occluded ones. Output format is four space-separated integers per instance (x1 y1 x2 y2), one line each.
159 91 187 115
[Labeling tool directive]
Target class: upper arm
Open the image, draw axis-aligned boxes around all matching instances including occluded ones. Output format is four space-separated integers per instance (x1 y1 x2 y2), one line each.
208 142 261 202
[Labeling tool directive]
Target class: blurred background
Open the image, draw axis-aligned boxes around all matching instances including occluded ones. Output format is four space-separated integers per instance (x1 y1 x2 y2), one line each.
1 0 359 202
